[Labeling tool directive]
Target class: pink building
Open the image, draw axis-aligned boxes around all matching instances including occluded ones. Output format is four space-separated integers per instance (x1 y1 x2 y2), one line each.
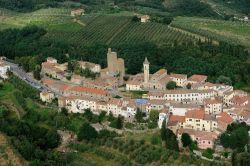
178 129 218 149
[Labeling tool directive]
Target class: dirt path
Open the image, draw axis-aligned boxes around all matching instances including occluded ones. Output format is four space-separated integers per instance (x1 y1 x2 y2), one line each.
75 19 86 26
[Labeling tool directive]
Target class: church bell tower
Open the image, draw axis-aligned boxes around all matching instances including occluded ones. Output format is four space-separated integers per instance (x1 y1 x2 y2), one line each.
143 57 150 84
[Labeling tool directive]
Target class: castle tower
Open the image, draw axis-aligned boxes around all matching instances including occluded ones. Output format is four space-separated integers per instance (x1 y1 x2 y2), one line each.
143 57 150 84
107 48 118 74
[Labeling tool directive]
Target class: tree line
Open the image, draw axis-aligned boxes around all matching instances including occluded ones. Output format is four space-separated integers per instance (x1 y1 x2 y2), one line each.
0 26 250 87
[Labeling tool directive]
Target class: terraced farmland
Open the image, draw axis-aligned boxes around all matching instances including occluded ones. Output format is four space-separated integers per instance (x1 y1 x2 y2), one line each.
171 16 250 48
45 15 194 45
0 8 195 45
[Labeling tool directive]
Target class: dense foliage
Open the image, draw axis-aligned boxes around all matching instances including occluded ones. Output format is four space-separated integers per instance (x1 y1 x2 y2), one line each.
78 123 98 141
215 0 250 14
165 0 219 17
1 26 250 88
161 119 179 151
220 122 250 152
0 107 62 164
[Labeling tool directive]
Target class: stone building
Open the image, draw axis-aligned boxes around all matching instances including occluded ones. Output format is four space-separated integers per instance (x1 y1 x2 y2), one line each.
71 9 85 17
101 48 125 85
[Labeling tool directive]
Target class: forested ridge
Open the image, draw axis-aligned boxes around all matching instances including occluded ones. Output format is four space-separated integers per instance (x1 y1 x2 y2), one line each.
0 26 250 88
0 0 221 18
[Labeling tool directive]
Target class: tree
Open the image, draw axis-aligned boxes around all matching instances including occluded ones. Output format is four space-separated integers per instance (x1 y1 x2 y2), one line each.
161 118 167 141
181 133 192 147
148 110 159 128
202 148 214 159
166 135 179 151
33 66 41 80
220 123 249 152
78 123 98 141
45 130 61 149
116 115 124 129
216 75 232 85
61 107 68 116
162 16 173 25
166 81 176 90
149 110 159 123
67 60 76 72
83 109 94 121
98 111 106 123
233 152 250 166
132 16 140 22
135 109 144 123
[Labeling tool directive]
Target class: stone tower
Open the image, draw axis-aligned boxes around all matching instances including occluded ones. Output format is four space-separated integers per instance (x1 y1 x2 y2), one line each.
107 48 118 74
143 57 150 84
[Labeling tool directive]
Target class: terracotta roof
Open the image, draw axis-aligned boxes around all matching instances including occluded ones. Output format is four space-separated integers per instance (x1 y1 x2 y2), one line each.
217 112 233 124
159 75 171 84
185 109 205 119
155 69 167 75
231 96 250 105
164 89 214 94
170 73 187 79
188 74 207 83
195 132 218 141
160 108 169 113
169 115 185 122
147 99 165 105
59 84 71 91
239 110 250 117
42 79 55 86
204 98 222 105
108 98 122 105
40 92 52 96
147 91 165 97
68 86 107 95
126 79 142 85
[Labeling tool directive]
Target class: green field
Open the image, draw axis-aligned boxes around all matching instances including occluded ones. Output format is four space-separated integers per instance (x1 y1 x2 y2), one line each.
0 8 194 45
171 16 250 47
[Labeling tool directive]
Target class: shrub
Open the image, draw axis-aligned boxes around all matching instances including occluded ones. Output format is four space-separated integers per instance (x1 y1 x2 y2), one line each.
77 123 98 141
202 148 214 159
151 135 161 145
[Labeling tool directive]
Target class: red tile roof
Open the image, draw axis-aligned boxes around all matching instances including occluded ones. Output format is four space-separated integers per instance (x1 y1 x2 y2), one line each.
68 86 107 95
169 115 185 122
204 98 222 105
239 110 250 117
217 112 233 124
188 74 207 83
185 109 205 119
59 85 71 91
160 108 169 114
170 73 187 79
42 79 55 86
231 96 250 105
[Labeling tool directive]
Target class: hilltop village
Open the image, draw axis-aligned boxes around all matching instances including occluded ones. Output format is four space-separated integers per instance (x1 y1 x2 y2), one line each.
1 48 250 152
31 48 250 150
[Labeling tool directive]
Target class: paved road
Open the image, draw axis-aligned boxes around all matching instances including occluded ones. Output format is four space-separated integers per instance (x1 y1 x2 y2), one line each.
3 60 61 96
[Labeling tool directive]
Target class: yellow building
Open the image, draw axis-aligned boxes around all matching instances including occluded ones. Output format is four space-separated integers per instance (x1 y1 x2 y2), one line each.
40 91 55 103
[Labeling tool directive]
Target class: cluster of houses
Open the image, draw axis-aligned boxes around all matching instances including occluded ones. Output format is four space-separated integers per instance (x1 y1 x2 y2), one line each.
39 50 250 150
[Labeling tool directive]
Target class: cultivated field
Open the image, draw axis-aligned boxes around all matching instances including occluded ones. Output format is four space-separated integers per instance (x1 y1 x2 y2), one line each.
0 8 194 46
171 16 250 48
